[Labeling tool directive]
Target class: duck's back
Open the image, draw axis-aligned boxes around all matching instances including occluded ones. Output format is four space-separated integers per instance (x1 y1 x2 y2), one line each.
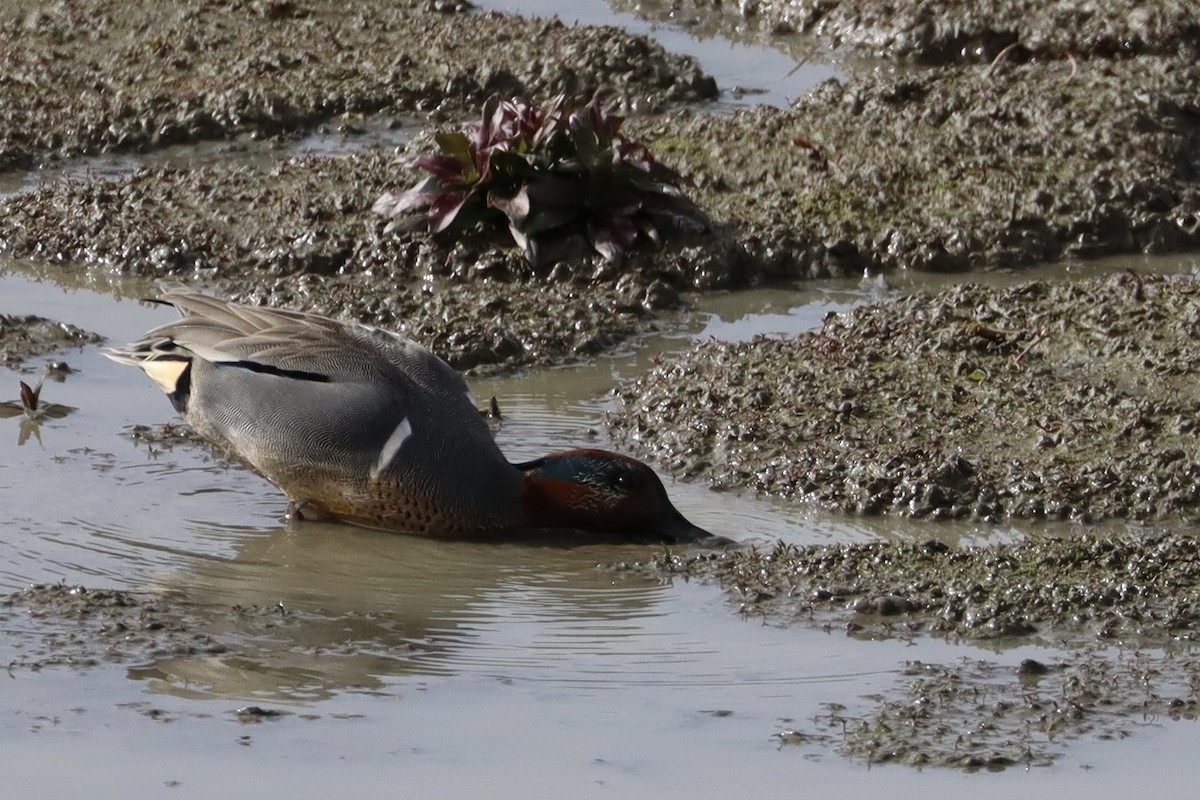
114 290 524 536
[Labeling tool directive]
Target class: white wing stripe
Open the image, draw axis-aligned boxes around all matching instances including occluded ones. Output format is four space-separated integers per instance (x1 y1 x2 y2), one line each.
372 417 413 479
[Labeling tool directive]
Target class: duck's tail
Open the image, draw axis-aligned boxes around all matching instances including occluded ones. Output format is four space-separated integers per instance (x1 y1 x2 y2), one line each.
103 338 194 413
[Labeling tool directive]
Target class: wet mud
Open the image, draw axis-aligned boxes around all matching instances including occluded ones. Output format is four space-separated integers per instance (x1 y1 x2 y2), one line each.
625 526 1200 768
631 0 1200 64
776 649 1200 769
0 0 715 172
2 0 1200 775
0 129 702 373
640 528 1200 645
0 8 1194 372
634 54 1200 279
2 584 229 670
1 581 430 702
0 313 101 369
612 272 1200 523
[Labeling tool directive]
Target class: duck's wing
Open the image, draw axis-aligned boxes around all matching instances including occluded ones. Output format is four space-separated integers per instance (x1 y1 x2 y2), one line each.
105 288 468 394
106 290 349 373
105 287 504 477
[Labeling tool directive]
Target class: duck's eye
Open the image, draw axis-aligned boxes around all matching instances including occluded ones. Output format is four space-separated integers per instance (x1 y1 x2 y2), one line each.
612 471 640 492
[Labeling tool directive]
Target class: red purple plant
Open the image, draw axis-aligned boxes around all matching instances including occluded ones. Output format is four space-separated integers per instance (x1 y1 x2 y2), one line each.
372 94 708 265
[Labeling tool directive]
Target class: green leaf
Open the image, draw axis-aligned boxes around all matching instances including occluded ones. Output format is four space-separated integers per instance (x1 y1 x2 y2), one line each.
434 132 472 163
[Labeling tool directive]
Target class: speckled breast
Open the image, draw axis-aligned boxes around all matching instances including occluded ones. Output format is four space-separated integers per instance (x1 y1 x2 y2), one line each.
276 472 515 538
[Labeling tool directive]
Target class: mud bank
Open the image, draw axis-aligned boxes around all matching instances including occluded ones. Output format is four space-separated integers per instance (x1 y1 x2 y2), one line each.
4 51 1197 369
629 0 1200 64
611 272 1200 523
0 313 101 369
636 54 1200 278
774 646 1200 769
640 528 1200 644
618 523 1200 768
0 4 1195 373
0 0 715 172
0 149 696 373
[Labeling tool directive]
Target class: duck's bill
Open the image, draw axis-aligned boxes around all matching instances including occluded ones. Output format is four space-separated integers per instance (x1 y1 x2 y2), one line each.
655 508 736 547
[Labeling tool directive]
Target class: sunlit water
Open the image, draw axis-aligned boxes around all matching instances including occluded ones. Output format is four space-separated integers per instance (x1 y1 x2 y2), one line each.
3 256 1200 798
476 0 844 108
2 0 1200 792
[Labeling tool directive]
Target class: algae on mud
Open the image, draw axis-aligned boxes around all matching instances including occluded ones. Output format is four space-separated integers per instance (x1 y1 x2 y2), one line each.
632 54 1200 279
631 0 1200 64
0 0 716 172
611 272 1200 523
0 313 101 369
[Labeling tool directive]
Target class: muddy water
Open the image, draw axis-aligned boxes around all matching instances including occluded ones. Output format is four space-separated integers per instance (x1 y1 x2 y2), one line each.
3 257 1200 797
0 120 415 199
477 0 842 107
1 1 1199 792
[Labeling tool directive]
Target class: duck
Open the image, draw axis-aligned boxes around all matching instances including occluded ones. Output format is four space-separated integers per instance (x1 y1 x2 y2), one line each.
104 287 722 545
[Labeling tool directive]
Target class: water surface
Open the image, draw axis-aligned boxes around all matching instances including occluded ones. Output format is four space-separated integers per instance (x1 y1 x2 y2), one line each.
3 260 1199 798
2 0 1199 791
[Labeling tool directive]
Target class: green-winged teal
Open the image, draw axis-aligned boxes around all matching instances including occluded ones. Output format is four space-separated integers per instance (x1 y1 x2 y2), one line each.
105 288 720 544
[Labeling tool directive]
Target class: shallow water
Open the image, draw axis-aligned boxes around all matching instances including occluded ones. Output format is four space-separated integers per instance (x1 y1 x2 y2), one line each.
0 119 415 199
2 0 1200 792
4 257 1200 797
478 0 844 108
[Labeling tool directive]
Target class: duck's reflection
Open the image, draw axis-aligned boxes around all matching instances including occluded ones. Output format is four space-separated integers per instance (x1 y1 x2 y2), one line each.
129 520 676 702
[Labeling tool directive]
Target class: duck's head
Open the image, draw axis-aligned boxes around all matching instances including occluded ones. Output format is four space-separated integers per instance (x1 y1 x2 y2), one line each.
516 449 729 545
